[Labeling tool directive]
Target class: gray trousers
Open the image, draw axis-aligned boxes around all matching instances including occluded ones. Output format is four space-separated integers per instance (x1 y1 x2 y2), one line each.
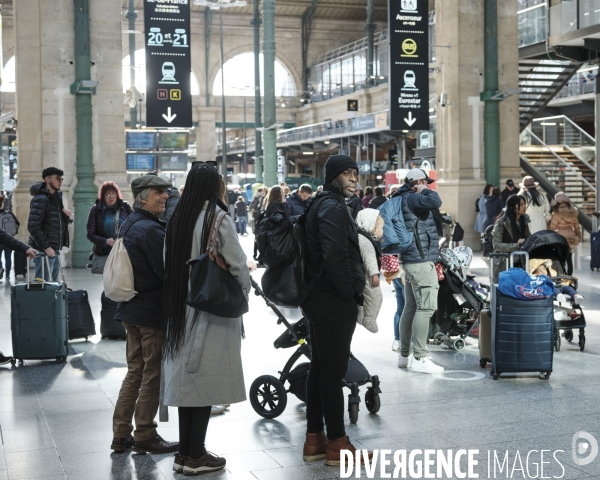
399 261 439 358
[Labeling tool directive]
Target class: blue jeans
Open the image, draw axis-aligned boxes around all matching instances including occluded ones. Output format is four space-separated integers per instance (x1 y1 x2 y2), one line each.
237 216 248 235
393 278 405 341
0 247 12 277
34 253 60 282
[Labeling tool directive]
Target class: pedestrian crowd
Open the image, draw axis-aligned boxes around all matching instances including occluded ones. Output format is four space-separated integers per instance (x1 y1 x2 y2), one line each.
0 158 584 474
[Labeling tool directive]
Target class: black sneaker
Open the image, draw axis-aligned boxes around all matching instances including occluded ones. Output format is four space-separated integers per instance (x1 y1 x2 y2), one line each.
0 352 13 365
183 452 226 476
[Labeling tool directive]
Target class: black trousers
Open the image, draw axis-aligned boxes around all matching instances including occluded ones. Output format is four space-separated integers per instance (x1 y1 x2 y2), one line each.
178 406 211 459
566 252 574 276
301 286 357 440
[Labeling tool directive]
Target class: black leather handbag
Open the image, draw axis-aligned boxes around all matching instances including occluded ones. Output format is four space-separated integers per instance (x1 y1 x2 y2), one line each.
186 210 249 318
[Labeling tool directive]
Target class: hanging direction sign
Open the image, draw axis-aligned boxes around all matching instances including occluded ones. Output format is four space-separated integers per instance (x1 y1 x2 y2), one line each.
143 0 192 128
388 0 429 131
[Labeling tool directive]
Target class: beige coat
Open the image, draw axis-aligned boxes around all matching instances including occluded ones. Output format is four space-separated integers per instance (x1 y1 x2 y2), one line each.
162 205 250 408
549 203 581 251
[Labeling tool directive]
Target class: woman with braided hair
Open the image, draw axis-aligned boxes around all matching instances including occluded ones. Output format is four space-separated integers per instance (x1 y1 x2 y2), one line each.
161 163 253 476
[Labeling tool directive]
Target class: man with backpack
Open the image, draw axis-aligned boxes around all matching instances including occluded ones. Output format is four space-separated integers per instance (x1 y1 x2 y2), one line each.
301 154 370 467
394 169 444 374
0 195 20 280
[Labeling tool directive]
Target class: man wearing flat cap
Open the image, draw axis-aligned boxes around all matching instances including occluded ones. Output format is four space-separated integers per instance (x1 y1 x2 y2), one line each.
111 174 179 455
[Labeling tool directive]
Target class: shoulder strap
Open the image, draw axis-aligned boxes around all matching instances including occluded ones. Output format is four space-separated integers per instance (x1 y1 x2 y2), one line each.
206 210 227 253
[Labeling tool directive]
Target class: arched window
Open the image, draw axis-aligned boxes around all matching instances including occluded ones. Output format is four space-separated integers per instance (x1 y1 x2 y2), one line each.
122 48 200 95
213 52 296 97
2 56 15 93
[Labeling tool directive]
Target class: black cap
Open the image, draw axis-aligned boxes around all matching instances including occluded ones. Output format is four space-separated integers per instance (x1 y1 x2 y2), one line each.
506 179 514 187
324 154 358 184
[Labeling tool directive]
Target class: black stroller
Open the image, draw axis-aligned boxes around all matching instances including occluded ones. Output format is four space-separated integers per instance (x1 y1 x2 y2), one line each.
430 248 491 351
248 277 381 424
522 231 587 352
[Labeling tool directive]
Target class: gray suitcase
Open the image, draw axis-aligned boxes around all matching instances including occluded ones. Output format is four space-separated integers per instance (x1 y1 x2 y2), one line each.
10 256 69 365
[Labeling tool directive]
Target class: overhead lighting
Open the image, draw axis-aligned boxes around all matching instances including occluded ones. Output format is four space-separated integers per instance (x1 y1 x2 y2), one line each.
195 0 248 9
379 76 385 79
281 103 286 108
540 122 556 126
304 152 314 155
324 141 331 145
237 154 242 157
402 130 409 133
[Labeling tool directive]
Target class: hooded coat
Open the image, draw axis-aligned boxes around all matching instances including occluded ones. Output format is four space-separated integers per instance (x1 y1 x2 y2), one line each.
354 209 383 332
548 203 581 251
27 182 71 251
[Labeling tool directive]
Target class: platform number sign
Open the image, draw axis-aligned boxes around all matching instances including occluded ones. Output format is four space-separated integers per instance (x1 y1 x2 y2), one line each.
388 0 429 131
143 0 192 128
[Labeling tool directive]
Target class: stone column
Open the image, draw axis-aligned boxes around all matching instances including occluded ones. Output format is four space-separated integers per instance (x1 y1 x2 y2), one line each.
434 0 519 249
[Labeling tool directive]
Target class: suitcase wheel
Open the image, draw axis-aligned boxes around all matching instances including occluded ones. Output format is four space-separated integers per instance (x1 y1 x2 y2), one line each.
55 357 66 364
554 335 561 352
10 359 15 367
539 371 550 380
490 370 499 380
479 358 488 368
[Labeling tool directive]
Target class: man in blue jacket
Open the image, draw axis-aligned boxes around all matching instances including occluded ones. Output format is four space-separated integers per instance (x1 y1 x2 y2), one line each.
396 169 444 374
286 184 313 217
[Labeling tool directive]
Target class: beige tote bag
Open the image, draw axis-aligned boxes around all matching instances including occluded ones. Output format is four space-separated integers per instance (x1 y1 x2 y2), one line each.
103 237 137 302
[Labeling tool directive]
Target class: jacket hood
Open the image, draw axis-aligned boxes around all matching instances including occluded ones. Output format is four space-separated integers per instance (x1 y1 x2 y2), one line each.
396 183 413 196
30 182 48 196
553 203 578 219
355 208 380 237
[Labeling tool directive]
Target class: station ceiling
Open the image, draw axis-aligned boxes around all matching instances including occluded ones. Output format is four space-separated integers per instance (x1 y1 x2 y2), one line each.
120 0 389 22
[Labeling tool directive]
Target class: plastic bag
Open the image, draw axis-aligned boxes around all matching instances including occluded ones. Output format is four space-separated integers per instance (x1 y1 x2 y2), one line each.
498 268 554 300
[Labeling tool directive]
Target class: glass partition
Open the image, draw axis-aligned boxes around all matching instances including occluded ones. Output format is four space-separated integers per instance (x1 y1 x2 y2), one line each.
518 0 547 47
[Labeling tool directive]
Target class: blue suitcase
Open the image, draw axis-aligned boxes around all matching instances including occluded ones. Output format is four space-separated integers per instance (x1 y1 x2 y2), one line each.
490 252 554 380
10 256 69 365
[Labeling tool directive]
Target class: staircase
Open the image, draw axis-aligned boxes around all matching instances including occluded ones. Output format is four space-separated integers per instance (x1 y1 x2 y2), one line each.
520 129 595 232
519 60 583 132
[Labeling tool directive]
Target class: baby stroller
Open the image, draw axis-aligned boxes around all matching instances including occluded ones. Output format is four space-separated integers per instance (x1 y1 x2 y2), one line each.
522 231 586 352
248 277 381 424
430 247 491 351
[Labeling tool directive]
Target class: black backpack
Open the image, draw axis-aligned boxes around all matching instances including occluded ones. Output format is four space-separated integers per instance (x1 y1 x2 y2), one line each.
255 193 333 308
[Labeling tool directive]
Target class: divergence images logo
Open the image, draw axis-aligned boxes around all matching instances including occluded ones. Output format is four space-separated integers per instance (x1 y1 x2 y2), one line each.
401 39 418 58
572 431 599 466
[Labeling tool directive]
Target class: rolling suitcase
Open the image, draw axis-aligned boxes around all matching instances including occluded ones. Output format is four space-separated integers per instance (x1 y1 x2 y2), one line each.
11 255 69 365
100 291 126 340
591 232 600 270
67 289 96 340
14 251 27 279
478 309 492 368
490 251 554 380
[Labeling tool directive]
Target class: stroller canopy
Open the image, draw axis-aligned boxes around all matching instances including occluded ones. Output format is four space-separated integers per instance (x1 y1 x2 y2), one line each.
522 230 570 265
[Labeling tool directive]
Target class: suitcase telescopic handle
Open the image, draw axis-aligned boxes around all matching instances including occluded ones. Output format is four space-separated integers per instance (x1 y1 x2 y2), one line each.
510 251 530 273
27 252 51 288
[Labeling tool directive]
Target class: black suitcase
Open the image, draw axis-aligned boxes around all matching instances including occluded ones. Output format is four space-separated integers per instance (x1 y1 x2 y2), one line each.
591 232 600 270
14 251 27 279
67 289 96 340
491 285 554 380
100 291 126 340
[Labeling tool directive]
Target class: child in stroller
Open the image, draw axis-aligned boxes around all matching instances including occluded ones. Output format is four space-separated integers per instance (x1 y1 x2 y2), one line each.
530 259 584 307
247 276 381 424
522 230 586 351
430 247 491 351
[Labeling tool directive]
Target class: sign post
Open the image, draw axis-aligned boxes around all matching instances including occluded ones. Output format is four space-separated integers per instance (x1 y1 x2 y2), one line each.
388 0 429 131
143 0 192 128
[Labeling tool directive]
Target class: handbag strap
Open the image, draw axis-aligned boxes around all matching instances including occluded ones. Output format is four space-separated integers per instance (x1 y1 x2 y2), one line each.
205 210 227 254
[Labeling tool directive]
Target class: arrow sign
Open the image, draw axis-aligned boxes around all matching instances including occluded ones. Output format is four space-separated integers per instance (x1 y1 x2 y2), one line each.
404 111 416 127
162 107 177 123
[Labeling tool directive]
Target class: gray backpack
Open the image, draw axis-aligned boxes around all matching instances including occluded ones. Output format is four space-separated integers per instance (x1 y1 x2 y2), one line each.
0 211 18 236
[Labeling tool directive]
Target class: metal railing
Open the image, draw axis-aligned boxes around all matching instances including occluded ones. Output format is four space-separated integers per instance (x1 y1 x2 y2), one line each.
555 66 598 100
530 115 595 148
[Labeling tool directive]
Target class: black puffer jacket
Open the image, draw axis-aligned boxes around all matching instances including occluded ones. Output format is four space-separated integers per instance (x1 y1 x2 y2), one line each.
86 199 132 255
0 228 31 255
368 195 387 210
27 182 71 251
347 194 363 219
115 209 166 328
304 185 365 303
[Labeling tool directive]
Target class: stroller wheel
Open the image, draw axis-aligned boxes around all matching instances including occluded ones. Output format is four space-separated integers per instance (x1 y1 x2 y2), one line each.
349 403 359 424
579 334 586 352
564 330 573 343
554 335 561 352
249 375 287 419
453 338 465 351
365 388 380 415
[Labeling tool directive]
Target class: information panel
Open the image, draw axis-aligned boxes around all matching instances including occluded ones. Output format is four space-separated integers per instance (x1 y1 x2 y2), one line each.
143 0 192 128
159 131 189 150
388 0 429 131
126 131 157 150
127 153 157 172
157 153 188 171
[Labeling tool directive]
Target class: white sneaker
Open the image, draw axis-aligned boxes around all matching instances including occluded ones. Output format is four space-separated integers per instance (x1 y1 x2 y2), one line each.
574 294 584 305
556 293 567 305
398 353 413 369
410 356 444 374
392 340 400 351
210 405 227 416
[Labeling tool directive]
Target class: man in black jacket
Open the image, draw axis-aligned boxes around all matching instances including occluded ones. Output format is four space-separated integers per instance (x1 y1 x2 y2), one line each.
501 179 516 202
27 167 73 281
0 234 38 365
301 155 370 466
286 184 313 217
111 174 179 455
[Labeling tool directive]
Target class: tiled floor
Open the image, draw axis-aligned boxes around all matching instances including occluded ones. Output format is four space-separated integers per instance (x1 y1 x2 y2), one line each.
1 235 600 479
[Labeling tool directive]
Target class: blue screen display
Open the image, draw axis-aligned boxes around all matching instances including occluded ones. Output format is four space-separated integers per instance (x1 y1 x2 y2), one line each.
126 132 156 150
126 154 156 171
